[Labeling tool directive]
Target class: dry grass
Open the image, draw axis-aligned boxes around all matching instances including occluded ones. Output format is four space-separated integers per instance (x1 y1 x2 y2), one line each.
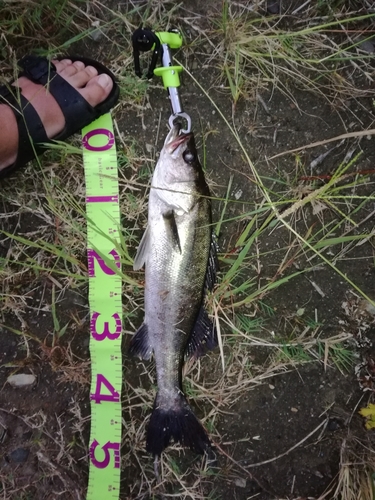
1 1 375 499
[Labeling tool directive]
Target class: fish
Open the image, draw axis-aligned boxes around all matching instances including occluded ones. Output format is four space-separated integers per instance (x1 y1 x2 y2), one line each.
129 124 218 457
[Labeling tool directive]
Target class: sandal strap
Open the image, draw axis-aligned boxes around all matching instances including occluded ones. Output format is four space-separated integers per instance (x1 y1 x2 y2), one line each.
18 55 99 136
0 84 49 178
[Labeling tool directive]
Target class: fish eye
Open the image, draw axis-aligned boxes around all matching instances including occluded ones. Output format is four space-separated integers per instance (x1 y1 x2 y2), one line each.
183 150 195 163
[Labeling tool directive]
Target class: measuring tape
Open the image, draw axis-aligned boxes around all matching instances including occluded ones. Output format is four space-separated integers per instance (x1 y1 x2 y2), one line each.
82 114 122 499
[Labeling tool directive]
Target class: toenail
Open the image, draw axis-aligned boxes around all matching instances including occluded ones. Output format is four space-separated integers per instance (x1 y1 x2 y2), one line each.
97 74 111 88
86 66 98 77
73 61 85 70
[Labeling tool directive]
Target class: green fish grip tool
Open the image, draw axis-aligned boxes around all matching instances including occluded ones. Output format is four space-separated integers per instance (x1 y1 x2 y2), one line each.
132 27 191 133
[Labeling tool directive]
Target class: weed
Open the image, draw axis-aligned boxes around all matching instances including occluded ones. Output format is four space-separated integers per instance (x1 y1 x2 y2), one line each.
1 1 375 499
216 8 375 106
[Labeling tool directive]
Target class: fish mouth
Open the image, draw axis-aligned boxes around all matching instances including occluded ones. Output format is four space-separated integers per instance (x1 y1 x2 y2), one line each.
165 125 192 154
169 133 192 152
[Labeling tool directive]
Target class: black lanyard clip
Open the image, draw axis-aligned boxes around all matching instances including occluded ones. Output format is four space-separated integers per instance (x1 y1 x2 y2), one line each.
132 27 161 80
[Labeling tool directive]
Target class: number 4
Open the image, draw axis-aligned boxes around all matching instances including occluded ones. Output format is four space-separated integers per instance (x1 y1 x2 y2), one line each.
90 374 120 404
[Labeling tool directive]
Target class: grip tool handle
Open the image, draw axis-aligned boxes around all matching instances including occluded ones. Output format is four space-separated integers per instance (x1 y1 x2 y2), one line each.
132 28 191 133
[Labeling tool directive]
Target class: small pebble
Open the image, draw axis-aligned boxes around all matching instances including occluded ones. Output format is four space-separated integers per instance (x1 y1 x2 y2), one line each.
291 407 298 413
314 470 324 478
234 189 243 200
234 477 247 488
327 418 341 431
359 40 375 53
9 448 30 463
267 0 280 14
90 21 105 42
7 374 36 388
362 300 375 316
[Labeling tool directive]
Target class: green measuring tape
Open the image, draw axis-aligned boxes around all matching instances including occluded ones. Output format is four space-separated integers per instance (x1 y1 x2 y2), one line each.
82 114 122 499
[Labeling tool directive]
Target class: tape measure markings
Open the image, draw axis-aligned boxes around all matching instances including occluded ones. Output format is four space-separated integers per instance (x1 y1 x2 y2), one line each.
86 195 119 203
82 114 122 500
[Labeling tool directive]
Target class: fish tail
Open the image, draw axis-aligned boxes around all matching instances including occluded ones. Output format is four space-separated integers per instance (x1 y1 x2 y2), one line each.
146 392 211 456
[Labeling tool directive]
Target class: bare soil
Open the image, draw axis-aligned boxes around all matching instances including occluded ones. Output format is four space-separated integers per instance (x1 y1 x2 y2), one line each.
1 1 375 499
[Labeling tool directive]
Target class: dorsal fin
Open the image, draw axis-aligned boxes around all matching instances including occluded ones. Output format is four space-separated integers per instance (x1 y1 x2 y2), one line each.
204 233 219 292
185 233 219 359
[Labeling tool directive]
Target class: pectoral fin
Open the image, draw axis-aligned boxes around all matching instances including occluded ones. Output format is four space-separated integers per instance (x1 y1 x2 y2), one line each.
163 211 181 254
133 225 150 270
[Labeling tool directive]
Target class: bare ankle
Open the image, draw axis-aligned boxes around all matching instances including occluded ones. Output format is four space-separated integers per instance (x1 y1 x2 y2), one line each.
0 104 18 171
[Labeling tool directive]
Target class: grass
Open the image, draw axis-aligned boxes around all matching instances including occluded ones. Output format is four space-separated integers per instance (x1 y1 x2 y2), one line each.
1 0 375 499
217 4 375 109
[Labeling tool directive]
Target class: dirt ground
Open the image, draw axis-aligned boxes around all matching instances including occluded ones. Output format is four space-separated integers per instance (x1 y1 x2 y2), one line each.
1 1 375 499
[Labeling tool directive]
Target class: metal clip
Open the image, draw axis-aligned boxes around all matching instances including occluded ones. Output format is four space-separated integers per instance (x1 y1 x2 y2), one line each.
168 112 191 134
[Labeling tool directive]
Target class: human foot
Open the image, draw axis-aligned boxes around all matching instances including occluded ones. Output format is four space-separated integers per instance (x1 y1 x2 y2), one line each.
0 57 117 174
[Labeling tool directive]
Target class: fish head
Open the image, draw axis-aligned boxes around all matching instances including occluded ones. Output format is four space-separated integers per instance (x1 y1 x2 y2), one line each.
158 124 202 184
152 124 209 212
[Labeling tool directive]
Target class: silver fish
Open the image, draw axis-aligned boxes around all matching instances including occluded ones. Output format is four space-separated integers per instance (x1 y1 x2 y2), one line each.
130 124 218 457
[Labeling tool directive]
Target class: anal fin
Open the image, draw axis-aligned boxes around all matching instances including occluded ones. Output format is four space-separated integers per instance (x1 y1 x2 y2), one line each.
185 306 217 359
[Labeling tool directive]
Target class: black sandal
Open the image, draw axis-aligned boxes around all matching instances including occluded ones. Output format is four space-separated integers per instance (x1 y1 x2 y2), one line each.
0 55 120 179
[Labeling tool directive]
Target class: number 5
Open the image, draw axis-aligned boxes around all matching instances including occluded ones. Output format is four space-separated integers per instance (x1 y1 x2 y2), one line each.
90 440 120 469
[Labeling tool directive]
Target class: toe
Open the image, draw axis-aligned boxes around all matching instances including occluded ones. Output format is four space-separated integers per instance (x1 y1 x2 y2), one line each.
59 63 81 79
64 65 98 89
72 60 85 71
85 65 99 78
52 59 72 72
50 60 112 106
80 73 113 107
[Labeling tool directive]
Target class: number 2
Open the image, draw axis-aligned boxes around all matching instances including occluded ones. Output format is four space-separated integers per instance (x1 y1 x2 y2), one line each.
87 249 120 277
